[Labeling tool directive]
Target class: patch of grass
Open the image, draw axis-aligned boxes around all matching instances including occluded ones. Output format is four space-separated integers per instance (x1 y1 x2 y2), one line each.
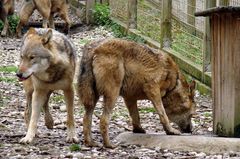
51 95 64 103
69 144 81 152
79 39 90 45
203 112 212 118
0 77 17 83
139 107 155 113
93 3 111 26
0 14 20 33
0 66 18 73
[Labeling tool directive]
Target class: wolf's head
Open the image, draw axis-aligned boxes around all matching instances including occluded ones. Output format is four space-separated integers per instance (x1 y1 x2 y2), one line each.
16 28 53 81
163 76 196 133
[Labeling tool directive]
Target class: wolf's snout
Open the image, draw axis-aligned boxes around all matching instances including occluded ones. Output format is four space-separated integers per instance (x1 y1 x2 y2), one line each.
16 72 23 78
181 124 192 133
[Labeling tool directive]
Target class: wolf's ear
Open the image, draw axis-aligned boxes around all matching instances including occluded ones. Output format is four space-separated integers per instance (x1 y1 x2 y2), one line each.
42 29 53 45
26 27 37 35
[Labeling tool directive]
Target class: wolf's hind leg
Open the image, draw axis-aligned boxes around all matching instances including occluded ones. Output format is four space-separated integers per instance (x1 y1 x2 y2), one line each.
64 86 79 143
1 19 9 37
143 83 181 135
16 1 35 37
83 98 100 147
43 91 54 129
124 98 146 133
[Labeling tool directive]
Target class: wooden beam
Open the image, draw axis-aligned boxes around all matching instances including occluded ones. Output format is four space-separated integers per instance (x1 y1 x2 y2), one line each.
86 0 95 24
160 0 172 48
202 0 216 78
127 0 137 30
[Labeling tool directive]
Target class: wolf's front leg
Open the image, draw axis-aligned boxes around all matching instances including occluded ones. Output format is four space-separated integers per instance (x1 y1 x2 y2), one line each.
20 90 46 144
64 87 79 143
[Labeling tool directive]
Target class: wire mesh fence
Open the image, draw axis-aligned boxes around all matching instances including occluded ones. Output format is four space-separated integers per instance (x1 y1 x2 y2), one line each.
109 0 240 75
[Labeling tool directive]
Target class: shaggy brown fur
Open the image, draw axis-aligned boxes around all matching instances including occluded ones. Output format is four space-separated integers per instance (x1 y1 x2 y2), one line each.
77 39 196 148
0 0 14 36
16 28 78 144
16 0 70 37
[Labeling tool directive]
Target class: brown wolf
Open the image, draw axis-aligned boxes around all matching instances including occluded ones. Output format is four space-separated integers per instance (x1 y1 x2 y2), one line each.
16 0 71 37
16 28 79 144
0 0 15 36
77 39 196 148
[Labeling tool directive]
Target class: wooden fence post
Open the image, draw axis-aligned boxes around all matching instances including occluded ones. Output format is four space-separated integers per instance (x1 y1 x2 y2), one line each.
202 0 216 74
86 0 95 24
187 0 196 35
160 0 172 48
127 0 137 30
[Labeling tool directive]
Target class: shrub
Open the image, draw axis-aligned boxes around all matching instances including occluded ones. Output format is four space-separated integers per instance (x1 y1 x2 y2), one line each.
0 14 20 33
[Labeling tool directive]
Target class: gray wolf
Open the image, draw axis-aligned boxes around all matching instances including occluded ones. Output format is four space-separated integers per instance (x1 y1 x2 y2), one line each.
0 0 15 36
77 39 196 148
16 0 70 37
16 28 79 144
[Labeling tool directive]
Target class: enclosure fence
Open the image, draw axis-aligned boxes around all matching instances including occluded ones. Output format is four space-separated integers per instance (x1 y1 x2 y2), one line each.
108 0 240 87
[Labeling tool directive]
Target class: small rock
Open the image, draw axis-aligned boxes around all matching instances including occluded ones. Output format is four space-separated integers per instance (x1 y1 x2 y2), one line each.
196 152 206 157
60 105 67 112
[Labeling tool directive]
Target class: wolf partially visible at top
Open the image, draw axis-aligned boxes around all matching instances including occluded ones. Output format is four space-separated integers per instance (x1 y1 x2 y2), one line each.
16 0 70 37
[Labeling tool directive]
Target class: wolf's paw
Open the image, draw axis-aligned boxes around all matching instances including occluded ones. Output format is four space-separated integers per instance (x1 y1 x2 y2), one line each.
44 115 54 129
104 143 118 149
166 128 181 135
66 136 80 143
133 127 146 133
85 140 101 147
19 136 34 144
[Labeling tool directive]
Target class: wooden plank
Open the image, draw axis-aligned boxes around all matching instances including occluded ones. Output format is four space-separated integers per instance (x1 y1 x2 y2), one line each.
160 0 172 48
86 0 95 24
202 0 216 80
212 13 240 137
127 0 137 29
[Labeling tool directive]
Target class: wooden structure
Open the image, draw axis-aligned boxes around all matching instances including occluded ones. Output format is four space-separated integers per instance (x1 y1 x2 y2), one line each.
195 6 240 137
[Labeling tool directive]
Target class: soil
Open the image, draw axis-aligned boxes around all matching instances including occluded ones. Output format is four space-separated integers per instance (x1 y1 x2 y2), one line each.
0 1 238 159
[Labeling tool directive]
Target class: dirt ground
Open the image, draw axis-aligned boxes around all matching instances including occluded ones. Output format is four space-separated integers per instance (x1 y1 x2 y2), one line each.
0 2 239 159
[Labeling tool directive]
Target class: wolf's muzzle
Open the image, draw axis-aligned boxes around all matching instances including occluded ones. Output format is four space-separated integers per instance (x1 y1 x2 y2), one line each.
16 72 30 81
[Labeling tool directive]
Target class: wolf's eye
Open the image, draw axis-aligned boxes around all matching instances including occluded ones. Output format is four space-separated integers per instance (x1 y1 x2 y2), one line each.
29 56 35 60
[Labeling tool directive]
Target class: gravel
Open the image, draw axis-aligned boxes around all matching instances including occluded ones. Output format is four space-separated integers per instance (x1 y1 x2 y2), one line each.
0 2 239 159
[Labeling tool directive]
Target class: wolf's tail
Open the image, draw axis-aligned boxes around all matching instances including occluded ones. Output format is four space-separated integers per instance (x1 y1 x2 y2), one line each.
77 44 98 107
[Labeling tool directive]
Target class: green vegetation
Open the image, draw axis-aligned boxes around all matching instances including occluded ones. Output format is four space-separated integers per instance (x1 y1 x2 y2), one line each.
93 3 111 26
0 14 20 33
93 3 145 43
203 112 212 118
139 107 155 113
50 94 64 103
0 77 17 83
137 0 161 43
0 66 18 73
0 66 18 83
172 31 203 65
69 144 81 152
